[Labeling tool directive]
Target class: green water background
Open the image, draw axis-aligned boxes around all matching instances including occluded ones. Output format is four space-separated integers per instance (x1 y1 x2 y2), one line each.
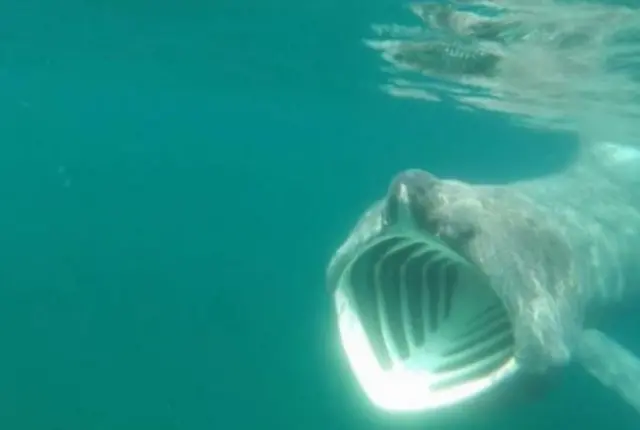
0 0 637 428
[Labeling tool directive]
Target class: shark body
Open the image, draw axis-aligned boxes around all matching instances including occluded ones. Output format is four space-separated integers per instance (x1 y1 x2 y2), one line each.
326 142 640 414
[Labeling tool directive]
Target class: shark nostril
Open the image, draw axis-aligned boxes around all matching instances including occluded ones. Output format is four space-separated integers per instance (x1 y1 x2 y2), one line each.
384 169 442 232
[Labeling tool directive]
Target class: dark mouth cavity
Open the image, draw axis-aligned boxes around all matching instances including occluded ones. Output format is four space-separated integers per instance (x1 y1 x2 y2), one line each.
346 235 515 389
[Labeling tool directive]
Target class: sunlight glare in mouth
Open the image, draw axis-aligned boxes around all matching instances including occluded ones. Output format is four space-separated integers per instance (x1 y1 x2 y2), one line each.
332 234 520 412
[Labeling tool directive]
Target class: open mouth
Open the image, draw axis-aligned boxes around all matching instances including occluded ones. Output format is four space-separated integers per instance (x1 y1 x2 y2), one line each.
333 233 518 412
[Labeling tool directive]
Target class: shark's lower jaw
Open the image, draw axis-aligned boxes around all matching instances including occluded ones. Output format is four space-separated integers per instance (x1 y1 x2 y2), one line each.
333 233 519 412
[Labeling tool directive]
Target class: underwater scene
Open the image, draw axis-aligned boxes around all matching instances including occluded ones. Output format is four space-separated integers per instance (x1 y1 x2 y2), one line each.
0 0 639 428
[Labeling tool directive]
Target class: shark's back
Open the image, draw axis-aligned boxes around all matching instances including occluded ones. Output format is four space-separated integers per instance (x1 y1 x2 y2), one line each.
511 141 640 311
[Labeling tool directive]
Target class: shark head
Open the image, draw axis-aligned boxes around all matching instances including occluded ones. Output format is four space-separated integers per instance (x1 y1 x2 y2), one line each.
328 144 640 417
326 169 570 413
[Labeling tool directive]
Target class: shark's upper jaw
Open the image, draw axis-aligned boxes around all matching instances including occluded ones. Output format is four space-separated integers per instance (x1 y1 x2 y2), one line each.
328 171 520 412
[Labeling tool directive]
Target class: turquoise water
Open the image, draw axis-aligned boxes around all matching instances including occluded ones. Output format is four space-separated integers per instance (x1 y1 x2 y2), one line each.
0 0 638 428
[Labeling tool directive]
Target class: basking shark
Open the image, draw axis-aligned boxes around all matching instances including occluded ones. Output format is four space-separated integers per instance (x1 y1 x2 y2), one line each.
326 141 640 414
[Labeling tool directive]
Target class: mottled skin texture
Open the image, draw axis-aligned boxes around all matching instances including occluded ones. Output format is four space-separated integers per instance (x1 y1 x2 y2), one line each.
329 142 640 380
388 170 580 372
392 147 640 371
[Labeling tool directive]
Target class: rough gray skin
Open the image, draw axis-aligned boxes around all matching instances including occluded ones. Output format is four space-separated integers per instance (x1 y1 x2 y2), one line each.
330 142 640 380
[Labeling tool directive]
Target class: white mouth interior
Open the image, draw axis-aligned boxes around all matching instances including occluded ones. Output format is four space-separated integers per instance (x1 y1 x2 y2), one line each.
335 234 519 412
